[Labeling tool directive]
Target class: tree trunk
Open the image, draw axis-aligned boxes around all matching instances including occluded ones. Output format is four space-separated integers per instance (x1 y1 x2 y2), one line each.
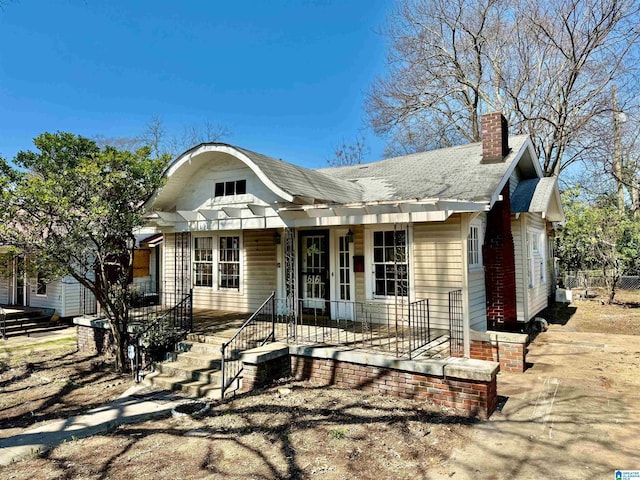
608 273 620 304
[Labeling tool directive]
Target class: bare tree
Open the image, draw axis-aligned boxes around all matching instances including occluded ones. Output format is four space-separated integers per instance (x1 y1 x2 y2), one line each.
327 134 370 167
143 117 232 158
367 0 640 175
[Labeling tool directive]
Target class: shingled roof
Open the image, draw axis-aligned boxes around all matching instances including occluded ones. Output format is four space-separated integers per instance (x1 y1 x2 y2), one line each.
233 146 363 204
317 135 531 203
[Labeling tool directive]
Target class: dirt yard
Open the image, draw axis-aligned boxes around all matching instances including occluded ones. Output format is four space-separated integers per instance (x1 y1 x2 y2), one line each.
437 291 640 480
1 290 639 479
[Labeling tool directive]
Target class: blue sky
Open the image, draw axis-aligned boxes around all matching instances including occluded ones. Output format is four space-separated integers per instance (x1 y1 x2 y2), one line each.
0 0 390 168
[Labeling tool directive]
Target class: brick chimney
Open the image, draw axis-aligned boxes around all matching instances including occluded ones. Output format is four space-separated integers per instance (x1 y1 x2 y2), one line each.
481 112 510 163
484 181 519 331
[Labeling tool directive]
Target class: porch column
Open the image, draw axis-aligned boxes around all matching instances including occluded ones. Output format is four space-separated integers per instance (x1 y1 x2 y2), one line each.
461 215 472 358
284 227 296 313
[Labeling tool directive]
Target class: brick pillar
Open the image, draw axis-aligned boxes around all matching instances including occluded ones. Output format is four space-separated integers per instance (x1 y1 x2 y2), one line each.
483 182 518 330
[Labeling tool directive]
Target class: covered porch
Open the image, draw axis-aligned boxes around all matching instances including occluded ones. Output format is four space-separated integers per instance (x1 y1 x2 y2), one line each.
188 290 463 361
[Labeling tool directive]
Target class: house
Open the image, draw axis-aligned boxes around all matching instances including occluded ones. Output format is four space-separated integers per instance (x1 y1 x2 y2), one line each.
0 245 97 318
143 113 563 370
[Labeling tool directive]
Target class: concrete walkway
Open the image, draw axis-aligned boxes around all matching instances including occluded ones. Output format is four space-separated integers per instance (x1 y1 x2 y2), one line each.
433 328 640 479
0 385 183 466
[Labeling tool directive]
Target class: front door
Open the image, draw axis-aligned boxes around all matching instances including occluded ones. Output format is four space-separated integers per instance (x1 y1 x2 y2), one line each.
331 230 355 320
299 231 329 311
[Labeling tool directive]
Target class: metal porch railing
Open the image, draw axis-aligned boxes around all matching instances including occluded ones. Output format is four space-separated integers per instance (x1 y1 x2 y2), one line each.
220 292 276 399
131 289 193 382
448 289 464 356
274 297 436 359
0 306 5 340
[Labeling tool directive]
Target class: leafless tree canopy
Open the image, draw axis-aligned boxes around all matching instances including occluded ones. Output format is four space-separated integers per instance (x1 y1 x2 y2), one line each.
367 0 640 175
93 116 232 160
326 134 370 167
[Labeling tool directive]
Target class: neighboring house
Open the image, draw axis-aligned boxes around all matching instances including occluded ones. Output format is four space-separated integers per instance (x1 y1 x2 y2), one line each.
144 113 563 361
0 230 161 318
0 246 97 318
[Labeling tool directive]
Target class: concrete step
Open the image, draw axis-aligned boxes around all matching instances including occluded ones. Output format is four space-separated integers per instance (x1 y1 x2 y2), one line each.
145 371 225 399
177 340 224 356
175 351 222 369
157 361 222 383
185 333 231 345
2 316 70 337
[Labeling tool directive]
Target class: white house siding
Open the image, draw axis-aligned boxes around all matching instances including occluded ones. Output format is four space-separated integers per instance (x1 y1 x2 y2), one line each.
527 213 549 318
412 216 464 330
26 276 62 312
353 225 365 302
176 153 281 213
468 213 487 332
164 230 277 314
60 277 97 317
0 276 9 304
512 214 527 322
468 269 486 331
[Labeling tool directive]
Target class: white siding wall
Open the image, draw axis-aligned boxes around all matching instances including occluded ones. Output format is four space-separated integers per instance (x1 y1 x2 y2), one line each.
467 213 487 331
513 213 550 322
176 154 281 212
27 276 63 312
164 230 277 313
412 217 464 329
512 215 527 322
0 276 9 304
27 275 96 317
60 277 97 317
527 213 549 318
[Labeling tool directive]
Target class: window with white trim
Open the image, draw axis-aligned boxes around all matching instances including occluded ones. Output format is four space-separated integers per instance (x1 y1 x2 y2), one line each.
218 236 240 289
193 234 242 290
467 224 482 269
373 230 408 297
214 179 246 197
194 237 214 287
36 272 47 296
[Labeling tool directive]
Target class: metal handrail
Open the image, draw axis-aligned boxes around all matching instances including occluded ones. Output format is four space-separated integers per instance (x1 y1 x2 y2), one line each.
220 291 276 399
0 306 5 340
132 289 193 382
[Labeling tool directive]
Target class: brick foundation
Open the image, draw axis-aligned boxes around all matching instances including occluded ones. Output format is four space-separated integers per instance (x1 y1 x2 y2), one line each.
290 356 497 419
76 324 115 356
242 354 291 392
238 344 499 419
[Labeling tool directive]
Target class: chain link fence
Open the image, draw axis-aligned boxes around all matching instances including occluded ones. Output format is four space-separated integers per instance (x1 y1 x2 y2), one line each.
562 271 640 290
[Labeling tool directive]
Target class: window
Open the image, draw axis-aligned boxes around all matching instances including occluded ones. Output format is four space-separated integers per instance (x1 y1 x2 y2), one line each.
219 236 240 289
36 272 47 296
214 179 246 197
373 230 408 297
193 235 241 290
194 237 214 287
467 224 482 269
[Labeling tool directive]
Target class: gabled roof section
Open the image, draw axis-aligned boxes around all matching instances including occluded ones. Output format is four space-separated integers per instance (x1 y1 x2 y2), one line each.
319 135 532 204
511 177 564 222
158 143 363 207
